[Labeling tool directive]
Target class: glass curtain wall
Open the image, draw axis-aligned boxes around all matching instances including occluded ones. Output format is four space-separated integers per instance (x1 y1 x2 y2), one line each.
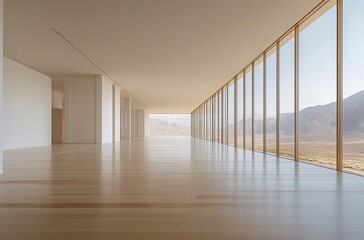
192 0 364 175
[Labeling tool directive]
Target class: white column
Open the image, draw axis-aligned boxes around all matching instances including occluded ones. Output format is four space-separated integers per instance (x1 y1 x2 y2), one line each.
131 109 138 138
113 85 121 142
137 110 145 137
124 97 131 139
144 110 150 137
0 0 3 175
65 75 113 144
64 75 97 143
96 76 113 144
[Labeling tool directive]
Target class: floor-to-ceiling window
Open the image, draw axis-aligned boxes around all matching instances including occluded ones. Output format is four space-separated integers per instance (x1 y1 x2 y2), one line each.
228 80 235 145
254 58 264 152
214 92 220 142
192 0 364 175
266 47 277 154
245 67 253 150
218 89 223 143
237 74 244 147
299 2 337 167
343 0 364 173
206 98 211 141
279 32 295 159
222 85 228 144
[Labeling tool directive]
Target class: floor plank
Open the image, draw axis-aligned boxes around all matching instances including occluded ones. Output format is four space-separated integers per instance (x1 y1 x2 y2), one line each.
0 137 364 240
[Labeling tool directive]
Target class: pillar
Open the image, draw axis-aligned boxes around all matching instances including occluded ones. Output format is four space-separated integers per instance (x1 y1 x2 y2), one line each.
124 97 131 139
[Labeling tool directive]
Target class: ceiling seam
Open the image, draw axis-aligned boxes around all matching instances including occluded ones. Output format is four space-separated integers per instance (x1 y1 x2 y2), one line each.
51 27 147 110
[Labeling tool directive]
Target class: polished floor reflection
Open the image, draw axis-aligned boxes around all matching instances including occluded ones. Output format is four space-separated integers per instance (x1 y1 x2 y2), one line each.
0 137 364 240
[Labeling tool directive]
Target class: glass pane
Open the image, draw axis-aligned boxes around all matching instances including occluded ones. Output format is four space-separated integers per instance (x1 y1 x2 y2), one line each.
215 93 219 142
237 75 244 147
299 4 337 168
223 85 228 144
279 32 295 159
343 0 364 173
245 68 253 150
266 48 277 154
206 99 211 141
254 59 264 152
228 81 235 145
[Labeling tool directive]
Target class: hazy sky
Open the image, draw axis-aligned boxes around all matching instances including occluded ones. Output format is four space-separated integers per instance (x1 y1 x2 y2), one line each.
237 0 364 117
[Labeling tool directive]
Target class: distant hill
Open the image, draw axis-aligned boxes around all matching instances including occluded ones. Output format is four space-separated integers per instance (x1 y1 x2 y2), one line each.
149 118 190 136
238 89 364 134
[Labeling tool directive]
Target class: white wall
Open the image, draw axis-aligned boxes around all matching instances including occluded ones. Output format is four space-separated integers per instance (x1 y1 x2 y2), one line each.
124 97 131 139
131 109 138 138
3 57 51 149
0 0 3 174
137 110 145 137
65 75 114 144
144 110 150 137
64 75 96 143
52 90 64 144
113 85 121 142
96 76 113 144
52 90 63 109
52 108 63 144
131 109 147 138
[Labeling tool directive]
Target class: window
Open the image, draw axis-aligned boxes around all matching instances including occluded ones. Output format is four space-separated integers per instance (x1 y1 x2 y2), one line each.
254 58 264 152
228 80 235 145
245 67 253 150
299 3 337 167
279 32 295 159
237 74 244 147
343 0 364 173
266 47 277 154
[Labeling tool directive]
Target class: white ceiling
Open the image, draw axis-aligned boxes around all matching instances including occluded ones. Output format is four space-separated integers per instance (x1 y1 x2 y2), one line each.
4 0 322 113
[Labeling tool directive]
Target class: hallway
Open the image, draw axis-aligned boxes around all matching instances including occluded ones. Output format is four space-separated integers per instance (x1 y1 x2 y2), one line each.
0 137 364 239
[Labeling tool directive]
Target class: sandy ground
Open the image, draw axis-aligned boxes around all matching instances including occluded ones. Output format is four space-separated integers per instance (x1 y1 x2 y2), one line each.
264 132 363 174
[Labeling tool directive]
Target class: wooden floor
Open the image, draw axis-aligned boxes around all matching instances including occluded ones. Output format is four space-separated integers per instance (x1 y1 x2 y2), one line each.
0 137 364 240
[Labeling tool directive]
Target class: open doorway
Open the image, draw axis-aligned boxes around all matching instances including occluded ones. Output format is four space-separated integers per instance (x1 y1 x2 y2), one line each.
149 114 190 136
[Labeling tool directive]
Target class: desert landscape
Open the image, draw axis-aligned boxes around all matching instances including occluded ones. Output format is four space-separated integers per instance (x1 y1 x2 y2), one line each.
149 118 190 136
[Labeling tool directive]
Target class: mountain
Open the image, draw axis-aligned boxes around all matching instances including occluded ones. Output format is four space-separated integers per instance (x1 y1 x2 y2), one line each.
149 118 190 136
240 89 364 134
343 89 364 132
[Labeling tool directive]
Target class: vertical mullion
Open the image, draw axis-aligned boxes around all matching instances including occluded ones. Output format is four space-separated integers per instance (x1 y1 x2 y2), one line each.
294 26 300 161
225 85 228 145
243 70 246 149
234 77 238 147
263 52 267 153
252 62 255 151
191 111 194 137
205 101 207 140
212 95 215 141
221 89 224 144
337 0 343 171
276 43 280 156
